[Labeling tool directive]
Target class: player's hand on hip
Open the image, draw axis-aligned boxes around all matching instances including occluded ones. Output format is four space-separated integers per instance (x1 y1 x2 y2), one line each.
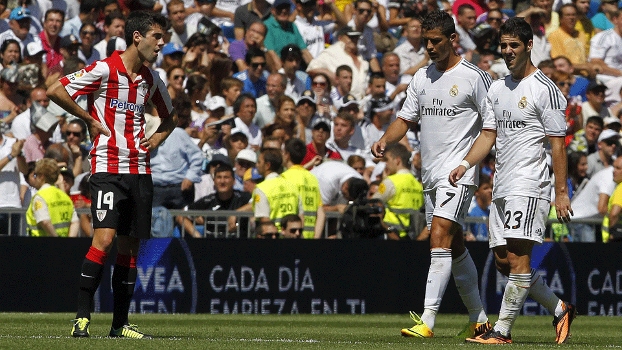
448 166 466 187
371 140 386 159
89 120 110 138
140 136 159 151
554 194 573 223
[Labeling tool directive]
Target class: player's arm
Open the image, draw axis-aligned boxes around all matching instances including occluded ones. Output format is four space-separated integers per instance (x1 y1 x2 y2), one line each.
141 112 178 151
46 81 110 138
372 117 413 158
448 128 496 186
550 135 572 222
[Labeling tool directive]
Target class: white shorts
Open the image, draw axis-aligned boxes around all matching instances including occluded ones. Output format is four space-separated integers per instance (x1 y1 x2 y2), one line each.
489 196 549 248
424 183 475 229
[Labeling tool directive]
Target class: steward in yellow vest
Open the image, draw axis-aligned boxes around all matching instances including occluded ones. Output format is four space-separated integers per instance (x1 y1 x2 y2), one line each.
27 158 78 237
253 149 301 231
281 138 325 239
373 143 423 238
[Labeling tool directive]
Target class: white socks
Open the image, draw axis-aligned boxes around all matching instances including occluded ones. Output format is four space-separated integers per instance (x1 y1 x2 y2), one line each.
494 273 531 336
421 248 452 329
452 249 488 323
528 268 563 316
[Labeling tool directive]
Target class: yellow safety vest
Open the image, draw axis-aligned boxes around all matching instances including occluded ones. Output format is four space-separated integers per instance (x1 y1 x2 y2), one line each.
27 185 74 237
282 165 322 239
254 175 299 230
382 172 424 237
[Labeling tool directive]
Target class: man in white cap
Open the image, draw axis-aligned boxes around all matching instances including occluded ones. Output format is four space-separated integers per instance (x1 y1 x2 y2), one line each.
587 128 620 177
234 148 257 191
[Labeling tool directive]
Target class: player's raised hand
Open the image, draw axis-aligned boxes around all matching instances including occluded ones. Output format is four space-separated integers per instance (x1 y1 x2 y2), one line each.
448 165 466 187
555 194 573 223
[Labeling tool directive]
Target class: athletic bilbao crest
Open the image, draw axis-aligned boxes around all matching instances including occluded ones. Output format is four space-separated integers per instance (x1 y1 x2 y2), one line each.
96 210 106 222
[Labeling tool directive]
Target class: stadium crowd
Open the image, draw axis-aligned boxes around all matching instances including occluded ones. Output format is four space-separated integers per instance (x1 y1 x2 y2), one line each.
0 0 621 241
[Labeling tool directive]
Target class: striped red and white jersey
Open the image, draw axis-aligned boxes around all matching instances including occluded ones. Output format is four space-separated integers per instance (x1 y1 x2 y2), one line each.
60 51 174 174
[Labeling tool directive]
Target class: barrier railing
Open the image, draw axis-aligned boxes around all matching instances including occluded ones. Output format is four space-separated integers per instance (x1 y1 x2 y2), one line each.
0 208 604 241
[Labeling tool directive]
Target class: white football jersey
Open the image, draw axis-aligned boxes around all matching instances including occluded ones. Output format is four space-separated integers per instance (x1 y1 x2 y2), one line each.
397 58 491 189
483 69 567 200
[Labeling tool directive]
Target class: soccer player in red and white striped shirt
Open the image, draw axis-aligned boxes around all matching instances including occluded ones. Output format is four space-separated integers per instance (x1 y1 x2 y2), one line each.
47 11 178 339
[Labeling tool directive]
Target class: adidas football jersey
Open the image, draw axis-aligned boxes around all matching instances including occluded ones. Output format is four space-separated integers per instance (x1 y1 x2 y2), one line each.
483 69 567 200
397 58 491 189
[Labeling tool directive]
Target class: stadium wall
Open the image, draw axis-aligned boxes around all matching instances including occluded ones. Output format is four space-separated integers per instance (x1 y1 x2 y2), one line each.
1 237 621 316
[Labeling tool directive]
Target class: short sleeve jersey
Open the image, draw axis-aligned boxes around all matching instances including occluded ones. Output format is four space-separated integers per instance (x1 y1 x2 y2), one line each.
397 58 491 189
483 69 567 200
61 51 174 174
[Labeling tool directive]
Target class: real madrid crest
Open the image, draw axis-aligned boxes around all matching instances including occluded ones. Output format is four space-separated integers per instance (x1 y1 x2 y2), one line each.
449 85 458 97
518 96 527 109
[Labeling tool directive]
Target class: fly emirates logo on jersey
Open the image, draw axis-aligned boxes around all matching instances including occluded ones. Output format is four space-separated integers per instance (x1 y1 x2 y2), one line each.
421 98 457 116
109 98 145 114
496 110 527 129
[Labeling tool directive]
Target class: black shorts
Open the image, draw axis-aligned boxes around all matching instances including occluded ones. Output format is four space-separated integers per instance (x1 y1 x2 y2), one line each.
90 173 153 238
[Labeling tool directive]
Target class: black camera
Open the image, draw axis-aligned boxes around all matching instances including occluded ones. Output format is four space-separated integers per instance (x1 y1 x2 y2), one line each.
340 198 387 239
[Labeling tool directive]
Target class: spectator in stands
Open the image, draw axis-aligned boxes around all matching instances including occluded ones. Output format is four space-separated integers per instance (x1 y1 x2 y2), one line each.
455 4 478 54
186 74 210 129
604 156 622 242
166 66 185 101
588 9 622 83
311 159 364 211
466 174 492 242
521 10 550 67
0 39 21 71
59 34 81 64
581 82 613 125
567 151 588 199
233 47 268 98
167 0 193 47
591 0 618 33
294 0 346 59
549 4 594 73
280 213 303 238
296 90 317 140
330 65 353 105
307 26 369 99
39 9 64 77
553 56 589 101
347 0 381 72
0 132 25 236
181 163 252 238
571 0 594 55
93 11 125 59
279 45 311 101
256 221 279 238
372 143 423 239
253 148 300 229
568 115 604 154
62 118 90 177
570 163 616 242
282 138 325 238
302 118 342 169
234 149 257 191
232 93 263 150
230 22 269 72
0 7 41 53
60 0 103 38
226 131 250 163
10 86 47 140
255 73 286 128
327 111 368 164
310 72 331 104
23 103 58 163
363 96 393 151
243 166 263 193
588 129 619 178
394 17 429 77
70 173 93 237
150 114 204 212
220 77 244 116
382 53 408 103
234 0 272 40
26 158 79 237
77 23 100 65
264 0 314 66
0 65 22 120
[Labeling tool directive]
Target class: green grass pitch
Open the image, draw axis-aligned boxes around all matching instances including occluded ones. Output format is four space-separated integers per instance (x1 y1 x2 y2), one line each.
0 313 619 349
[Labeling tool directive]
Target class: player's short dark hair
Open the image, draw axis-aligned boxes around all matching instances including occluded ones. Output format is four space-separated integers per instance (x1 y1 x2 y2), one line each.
423 9 456 37
384 143 411 166
262 149 283 172
245 47 266 65
125 11 168 45
214 163 234 177
233 93 256 114
284 138 306 165
586 116 604 128
498 17 533 45
281 214 302 230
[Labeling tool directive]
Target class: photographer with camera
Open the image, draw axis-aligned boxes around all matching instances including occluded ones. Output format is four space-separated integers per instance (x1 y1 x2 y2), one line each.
372 143 423 239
